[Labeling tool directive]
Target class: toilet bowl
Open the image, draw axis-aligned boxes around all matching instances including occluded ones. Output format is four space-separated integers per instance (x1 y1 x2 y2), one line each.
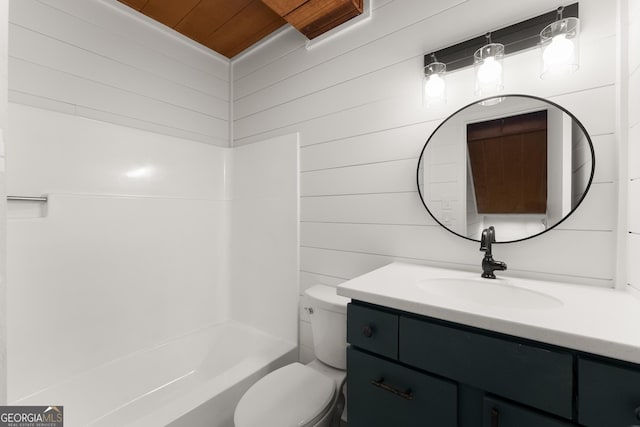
234 285 350 427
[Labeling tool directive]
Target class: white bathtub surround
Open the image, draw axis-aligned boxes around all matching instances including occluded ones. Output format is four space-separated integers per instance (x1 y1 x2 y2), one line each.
230 133 300 344
13 322 296 427
6 105 231 401
6 104 300 425
627 0 640 292
338 262 640 364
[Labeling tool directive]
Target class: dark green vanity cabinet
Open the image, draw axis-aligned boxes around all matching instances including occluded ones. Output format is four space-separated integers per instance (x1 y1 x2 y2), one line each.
578 357 640 426
346 301 640 427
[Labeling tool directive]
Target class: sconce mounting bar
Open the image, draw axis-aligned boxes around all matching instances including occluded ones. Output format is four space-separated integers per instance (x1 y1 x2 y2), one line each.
425 3 578 71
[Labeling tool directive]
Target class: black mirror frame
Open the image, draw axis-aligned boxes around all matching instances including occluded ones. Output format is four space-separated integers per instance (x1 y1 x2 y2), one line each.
416 94 596 244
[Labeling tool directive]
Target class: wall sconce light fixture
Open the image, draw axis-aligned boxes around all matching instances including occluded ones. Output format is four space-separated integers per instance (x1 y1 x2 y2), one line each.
540 6 580 79
474 33 504 104
423 54 447 106
422 3 579 106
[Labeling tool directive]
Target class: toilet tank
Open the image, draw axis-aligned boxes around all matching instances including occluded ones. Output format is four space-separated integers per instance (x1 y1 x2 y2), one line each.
304 285 350 369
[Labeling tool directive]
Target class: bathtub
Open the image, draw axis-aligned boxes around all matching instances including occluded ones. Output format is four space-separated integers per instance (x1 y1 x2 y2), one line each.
11 321 297 427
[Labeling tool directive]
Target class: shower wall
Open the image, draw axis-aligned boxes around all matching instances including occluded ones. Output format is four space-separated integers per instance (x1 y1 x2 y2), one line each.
7 104 230 402
229 134 299 345
6 0 232 401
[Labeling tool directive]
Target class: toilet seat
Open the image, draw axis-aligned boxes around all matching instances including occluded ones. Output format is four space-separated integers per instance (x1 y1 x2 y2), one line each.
234 363 336 427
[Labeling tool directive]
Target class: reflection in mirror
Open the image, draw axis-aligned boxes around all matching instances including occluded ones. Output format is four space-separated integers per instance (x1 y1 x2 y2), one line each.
417 95 594 243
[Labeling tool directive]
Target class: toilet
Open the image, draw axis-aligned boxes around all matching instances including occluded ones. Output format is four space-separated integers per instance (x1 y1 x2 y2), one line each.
234 284 350 427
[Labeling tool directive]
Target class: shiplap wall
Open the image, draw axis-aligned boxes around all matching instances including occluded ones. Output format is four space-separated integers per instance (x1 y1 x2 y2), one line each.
629 0 640 292
9 0 230 146
233 0 619 361
0 0 7 406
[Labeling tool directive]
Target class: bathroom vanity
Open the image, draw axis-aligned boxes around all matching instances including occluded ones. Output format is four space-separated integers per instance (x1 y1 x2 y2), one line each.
338 263 640 427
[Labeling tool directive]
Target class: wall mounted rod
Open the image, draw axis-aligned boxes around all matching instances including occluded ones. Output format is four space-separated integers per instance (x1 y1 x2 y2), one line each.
7 195 48 202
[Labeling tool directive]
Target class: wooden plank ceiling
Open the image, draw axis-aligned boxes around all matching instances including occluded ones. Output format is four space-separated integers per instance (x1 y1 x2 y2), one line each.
119 0 363 58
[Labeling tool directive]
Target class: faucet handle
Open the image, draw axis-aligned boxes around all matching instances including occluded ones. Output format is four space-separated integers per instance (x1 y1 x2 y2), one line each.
480 226 495 252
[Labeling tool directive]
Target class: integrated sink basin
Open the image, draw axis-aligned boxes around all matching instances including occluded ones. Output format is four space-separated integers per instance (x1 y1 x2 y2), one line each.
417 277 563 309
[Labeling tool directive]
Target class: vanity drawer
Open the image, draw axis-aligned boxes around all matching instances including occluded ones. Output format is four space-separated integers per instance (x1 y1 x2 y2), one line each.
347 346 457 427
399 316 573 419
347 303 398 359
483 397 575 427
578 357 640 427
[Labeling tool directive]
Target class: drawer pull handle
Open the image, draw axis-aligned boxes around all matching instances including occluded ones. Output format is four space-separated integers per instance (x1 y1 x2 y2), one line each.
371 378 413 400
491 407 499 427
362 325 374 338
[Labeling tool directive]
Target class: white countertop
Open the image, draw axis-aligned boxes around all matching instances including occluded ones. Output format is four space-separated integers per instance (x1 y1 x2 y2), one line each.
337 262 640 365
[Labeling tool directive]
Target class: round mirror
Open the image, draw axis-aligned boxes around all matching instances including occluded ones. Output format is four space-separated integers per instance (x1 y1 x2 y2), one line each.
417 94 595 243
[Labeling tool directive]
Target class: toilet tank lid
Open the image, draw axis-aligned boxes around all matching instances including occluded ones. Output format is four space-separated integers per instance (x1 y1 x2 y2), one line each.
304 285 350 314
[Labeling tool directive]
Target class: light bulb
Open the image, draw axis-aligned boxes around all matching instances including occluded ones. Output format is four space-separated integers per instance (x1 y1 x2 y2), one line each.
543 34 574 66
477 56 502 85
424 73 445 98
540 17 580 79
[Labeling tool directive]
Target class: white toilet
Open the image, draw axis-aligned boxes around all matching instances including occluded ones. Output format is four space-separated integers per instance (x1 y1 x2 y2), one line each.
234 284 350 427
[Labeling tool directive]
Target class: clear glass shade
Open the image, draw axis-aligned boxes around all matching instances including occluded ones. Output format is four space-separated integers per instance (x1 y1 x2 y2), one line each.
540 17 580 79
423 61 446 106
474 43 504 105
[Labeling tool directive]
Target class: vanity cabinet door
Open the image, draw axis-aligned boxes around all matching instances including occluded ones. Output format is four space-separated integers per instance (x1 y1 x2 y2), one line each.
578 357 640 427
483 397 575 427
347 303 398 359
347 347 457 427
399 316 573 419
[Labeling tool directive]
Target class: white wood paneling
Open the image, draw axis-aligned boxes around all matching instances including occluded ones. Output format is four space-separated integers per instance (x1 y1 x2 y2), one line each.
235 32 616 127
300 182 615 232
234 82 616 148
234 0 614 101
9 0 230 146
555 183 617 231
628 0 640 291
630 123 640 179
11 1 228 97
630 0 640 74
301 159 416 196
301 246 416 280
299 271 346 293
10 58 225 140
234 0 467 98
301 192 433 226
235 0 622 362
630 68 640 128
630 179 640 233
591 134 618 184
629 233 640 289
39 0 229 82
234 28 306 81
301 222 613 279
9 24 227 119
300 121 436 171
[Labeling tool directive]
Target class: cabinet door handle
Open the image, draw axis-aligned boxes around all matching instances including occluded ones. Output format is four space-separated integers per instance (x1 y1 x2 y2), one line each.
630 405 640 427
371 377 413 400
362 325 374 338
491 407 499 427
